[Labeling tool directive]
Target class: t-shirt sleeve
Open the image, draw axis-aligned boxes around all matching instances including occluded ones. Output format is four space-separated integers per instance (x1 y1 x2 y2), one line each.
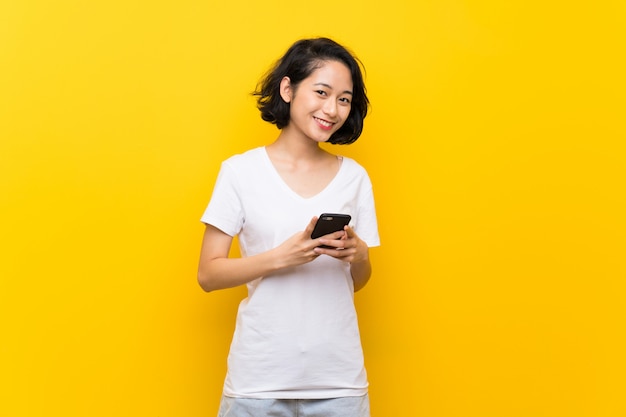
355 174 381 248
200 161 244 237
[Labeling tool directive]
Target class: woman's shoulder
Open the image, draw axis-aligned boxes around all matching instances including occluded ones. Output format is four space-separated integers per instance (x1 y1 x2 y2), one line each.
338 154 369 176
222 147 265 167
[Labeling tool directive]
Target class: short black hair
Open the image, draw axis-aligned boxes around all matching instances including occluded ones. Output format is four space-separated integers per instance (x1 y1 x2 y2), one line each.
254 38 369 145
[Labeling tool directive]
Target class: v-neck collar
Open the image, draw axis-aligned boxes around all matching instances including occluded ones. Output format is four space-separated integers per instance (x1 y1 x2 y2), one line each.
260 147 345 201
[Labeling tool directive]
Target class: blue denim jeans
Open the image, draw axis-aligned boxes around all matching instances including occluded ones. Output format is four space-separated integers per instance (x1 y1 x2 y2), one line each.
217 394 370 417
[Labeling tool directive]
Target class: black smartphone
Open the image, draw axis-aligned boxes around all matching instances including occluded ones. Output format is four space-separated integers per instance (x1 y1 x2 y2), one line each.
311 213 351 248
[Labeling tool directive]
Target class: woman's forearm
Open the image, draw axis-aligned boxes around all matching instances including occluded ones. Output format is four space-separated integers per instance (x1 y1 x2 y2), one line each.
198 219 322 292
350 255 372 292
198 250 282 292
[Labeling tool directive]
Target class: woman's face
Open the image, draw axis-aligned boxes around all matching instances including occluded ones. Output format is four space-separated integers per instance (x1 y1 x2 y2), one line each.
282 60 353 143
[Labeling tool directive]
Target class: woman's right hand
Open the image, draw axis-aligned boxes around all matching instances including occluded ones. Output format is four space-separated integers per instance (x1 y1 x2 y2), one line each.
271 216 324 269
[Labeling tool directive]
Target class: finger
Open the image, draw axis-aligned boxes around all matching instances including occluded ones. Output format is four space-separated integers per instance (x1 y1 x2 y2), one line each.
315 245 352 259
344 225 357 238
322 230 346 241
314 245 345 255
318 239 341 249
304 216 319 235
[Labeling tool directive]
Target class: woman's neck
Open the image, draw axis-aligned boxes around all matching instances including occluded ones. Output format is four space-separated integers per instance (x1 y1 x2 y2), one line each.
267 130 328 162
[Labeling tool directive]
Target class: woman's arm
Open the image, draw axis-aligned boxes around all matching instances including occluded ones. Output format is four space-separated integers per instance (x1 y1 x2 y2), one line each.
349 248 372 292
197 217 325 292
315 225 373 292
197 225 277 292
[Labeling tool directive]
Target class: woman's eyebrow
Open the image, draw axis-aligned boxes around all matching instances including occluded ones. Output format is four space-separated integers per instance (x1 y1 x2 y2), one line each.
313 82 353 95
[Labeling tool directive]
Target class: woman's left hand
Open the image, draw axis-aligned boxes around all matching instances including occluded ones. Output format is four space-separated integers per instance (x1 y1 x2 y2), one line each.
314 225 369 264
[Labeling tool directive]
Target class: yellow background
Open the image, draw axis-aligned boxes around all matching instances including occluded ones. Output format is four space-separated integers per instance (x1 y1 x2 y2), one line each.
1 1 625 416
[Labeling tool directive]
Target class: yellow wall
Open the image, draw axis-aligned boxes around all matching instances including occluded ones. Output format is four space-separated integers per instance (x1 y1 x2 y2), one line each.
1 1 625 416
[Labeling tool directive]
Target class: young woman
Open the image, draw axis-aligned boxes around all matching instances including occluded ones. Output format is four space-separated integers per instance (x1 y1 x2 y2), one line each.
198 37 380 417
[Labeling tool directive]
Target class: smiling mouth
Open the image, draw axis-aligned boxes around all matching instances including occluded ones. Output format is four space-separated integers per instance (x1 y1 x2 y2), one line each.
314 117 334 129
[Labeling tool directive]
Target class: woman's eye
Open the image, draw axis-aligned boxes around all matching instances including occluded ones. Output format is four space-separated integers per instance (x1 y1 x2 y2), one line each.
339 97 351 104
316 90 327 96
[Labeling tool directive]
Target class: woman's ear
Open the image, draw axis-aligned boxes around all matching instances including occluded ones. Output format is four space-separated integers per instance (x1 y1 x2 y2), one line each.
279 76 292 103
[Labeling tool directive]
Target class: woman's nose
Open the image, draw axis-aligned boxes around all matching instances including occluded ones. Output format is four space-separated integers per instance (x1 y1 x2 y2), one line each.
323 99 338 117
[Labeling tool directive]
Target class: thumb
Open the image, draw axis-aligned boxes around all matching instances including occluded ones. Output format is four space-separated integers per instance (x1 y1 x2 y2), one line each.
304 216 319 236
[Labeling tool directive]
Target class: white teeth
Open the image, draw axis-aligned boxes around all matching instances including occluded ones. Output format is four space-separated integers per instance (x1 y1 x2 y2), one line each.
315 117 332 127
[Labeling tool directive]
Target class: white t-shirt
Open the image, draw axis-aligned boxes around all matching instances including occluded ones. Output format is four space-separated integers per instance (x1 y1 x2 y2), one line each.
201 147 380 399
